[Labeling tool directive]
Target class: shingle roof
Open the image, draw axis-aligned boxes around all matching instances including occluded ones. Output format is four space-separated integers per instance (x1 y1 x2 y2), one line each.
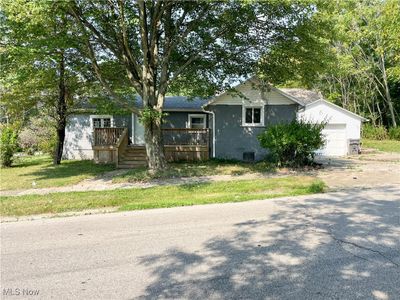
279 88 322 105
73 95 208 112
136 96 208 110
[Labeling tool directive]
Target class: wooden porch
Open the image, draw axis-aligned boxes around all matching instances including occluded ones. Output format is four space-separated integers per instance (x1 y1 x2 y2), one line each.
92 127 210 168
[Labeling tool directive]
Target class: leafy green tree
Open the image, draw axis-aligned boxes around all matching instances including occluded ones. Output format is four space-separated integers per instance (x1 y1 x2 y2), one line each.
1 0 97 164
69 0 332 172
315 0 400 128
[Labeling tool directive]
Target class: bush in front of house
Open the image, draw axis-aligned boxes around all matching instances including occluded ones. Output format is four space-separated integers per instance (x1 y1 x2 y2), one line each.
258 120 326 167
388 127 400 141
362 124 388 140
0 125 19 167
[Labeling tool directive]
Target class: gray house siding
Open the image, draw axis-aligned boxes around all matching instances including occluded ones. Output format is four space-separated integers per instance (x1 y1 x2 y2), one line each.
163 111 208 129
64 105 296 161
210 104 298 161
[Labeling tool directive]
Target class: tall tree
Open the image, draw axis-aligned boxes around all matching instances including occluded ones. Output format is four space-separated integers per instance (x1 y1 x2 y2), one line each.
1 0 93 164
69 0 331 172
315 0 400 127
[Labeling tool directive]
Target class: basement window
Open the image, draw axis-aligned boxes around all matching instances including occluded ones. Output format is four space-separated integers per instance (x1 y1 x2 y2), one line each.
243 151 255 162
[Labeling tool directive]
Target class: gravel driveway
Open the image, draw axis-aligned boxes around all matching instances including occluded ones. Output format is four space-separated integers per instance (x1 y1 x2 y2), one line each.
316 151 400 189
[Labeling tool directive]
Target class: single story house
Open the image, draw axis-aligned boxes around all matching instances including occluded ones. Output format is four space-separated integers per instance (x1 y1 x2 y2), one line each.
63 78 366 167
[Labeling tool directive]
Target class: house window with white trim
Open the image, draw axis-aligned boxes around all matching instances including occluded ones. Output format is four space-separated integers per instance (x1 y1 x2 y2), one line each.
188 114 206 129
91 115 113 128
242 106 264 126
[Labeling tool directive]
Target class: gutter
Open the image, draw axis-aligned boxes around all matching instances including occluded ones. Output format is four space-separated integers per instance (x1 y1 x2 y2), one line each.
201 106 216 158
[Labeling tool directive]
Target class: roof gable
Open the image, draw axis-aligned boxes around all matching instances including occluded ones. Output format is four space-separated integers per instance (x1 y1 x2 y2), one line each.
304 99 368 121
205 78 302 107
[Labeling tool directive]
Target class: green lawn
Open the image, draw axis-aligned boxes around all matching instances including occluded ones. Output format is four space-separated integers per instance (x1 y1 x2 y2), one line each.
0 155 115 191
0 177 324 216
362 139 400 153
113 159 276 183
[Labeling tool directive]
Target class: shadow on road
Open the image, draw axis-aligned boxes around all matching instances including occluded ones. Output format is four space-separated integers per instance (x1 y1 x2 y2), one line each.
136 186 400 299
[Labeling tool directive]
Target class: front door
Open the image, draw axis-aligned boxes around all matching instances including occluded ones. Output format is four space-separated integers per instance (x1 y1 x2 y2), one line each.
132 113 145 145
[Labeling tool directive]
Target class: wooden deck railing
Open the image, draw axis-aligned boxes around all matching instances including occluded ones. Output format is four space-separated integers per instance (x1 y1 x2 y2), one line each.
93 127 125 146
115 128 129 168
162 128 210 146
94 127 209 147
93 127 210 164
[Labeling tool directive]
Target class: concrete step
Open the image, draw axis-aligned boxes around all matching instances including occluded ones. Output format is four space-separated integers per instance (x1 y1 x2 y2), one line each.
118 164 147 169
124 151 146 155
123 150 146 154
118 160 147 167
119 157 147 162
121 152 147 156
126 146 146 150
120 156 147 161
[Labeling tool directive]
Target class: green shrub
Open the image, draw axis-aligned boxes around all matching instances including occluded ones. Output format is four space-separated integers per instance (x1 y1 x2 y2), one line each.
258 120 326 167
388 127 400 141
0 125 19 167
362 124 388 140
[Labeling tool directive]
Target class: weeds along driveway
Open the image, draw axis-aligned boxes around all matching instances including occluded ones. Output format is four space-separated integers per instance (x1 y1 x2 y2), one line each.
1 186 399 299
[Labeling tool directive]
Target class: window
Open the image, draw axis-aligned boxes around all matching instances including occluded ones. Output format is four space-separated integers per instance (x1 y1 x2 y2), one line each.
90 115 113 128
188 114 206 129
242 106 264 126
243 151 255 162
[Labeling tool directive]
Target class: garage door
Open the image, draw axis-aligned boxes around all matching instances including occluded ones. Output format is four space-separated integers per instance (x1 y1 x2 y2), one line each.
317 124 348 156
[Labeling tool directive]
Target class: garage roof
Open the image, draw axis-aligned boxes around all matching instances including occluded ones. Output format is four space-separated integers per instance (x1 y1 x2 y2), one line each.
279 88 322 105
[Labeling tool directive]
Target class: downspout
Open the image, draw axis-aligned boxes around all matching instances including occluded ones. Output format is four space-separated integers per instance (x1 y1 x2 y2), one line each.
202 106 216 158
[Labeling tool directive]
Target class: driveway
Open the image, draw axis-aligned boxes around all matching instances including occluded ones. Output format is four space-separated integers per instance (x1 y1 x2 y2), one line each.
1 186 399 299
316 151 400 189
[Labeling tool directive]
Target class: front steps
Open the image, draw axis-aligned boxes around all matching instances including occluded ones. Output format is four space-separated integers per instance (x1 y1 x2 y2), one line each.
118 146 147 168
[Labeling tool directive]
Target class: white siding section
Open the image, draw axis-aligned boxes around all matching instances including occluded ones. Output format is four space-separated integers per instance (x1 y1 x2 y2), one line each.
63 115 94 160
212 81 296 106
298 101 361 139
297 101 362 156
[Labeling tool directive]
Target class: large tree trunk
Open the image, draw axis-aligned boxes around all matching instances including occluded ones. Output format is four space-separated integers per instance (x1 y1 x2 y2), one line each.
141 83 167 172
143 116 167 172
53 51 67 165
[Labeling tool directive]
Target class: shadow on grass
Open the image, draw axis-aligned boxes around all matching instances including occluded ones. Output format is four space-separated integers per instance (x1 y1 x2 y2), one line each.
11 155 51 168
135 185 400 299
17 156 115 182
114 160 277 183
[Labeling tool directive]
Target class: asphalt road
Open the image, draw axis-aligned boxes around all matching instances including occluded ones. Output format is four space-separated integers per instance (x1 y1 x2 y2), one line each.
1 186 399 300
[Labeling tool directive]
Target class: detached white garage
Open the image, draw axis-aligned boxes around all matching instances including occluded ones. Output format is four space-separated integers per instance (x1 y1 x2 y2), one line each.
297 99 367 157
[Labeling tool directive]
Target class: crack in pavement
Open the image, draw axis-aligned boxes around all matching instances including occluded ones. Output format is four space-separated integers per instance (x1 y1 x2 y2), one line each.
289 198 400 268
320 229 400 268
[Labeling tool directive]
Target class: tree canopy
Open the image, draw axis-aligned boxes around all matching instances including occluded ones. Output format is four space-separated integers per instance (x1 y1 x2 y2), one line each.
314 0 400 127
68 0 332 170
1 0 397 170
